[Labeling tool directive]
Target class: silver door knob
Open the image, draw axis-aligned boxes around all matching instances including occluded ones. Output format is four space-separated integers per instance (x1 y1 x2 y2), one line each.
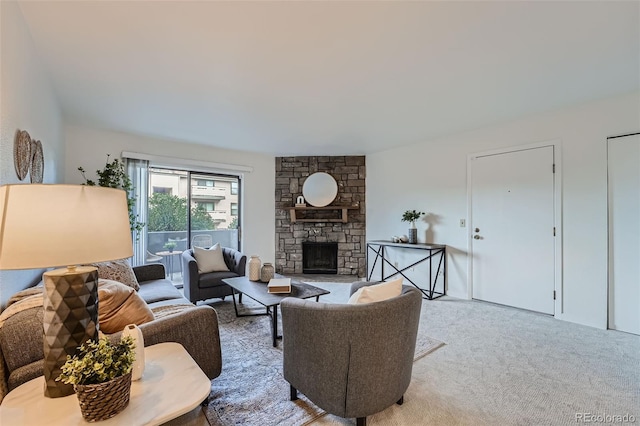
474 235 480 240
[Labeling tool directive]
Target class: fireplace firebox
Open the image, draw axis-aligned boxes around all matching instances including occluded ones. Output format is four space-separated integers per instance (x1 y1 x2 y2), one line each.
302 242 338 274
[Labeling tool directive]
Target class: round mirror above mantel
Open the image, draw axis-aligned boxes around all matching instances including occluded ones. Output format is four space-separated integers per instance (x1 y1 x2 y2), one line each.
302 172 338 207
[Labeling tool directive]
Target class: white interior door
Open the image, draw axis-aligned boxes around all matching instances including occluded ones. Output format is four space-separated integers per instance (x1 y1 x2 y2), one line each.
471 146 555 314
608 134 640 335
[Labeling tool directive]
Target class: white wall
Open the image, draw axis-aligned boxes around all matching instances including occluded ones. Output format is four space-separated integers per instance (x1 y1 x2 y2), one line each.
367 92 640 329
63 125 275 265
0 1 64 308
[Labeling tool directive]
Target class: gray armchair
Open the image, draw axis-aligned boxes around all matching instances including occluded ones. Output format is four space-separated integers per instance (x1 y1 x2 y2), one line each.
281 282 422 426
182 247 247 304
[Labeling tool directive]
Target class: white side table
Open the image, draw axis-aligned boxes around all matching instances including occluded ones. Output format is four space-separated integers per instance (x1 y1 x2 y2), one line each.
0 342 211 425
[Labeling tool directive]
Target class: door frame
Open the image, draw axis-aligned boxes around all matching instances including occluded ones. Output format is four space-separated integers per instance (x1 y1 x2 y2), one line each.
607 132 640 332
466 140 563 318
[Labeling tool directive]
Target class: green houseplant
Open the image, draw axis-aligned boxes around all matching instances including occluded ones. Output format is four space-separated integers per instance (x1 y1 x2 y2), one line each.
401 210 424 244
164 241 177 252
78 154 145 239
57 336 136 421
401 210 424 226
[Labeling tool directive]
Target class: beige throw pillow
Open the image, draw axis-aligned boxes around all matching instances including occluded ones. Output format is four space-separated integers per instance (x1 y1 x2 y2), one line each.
98 279 154 334
193 243 229 274
348 277 403 304
91 258 140 291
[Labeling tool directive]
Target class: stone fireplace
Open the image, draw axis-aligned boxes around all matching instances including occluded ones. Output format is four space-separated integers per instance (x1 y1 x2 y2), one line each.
275 156 366 276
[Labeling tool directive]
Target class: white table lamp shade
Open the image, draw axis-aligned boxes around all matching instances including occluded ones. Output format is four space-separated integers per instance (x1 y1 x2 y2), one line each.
0 184 133 269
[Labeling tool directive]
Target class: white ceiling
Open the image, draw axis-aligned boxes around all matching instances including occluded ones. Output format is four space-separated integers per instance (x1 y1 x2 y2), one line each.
18 1 639 156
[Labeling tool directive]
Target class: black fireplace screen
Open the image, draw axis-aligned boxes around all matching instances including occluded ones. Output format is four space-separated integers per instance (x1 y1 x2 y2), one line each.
302 242 338 274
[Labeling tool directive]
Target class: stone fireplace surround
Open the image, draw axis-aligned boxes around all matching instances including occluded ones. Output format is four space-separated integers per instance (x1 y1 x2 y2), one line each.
275 156 366 277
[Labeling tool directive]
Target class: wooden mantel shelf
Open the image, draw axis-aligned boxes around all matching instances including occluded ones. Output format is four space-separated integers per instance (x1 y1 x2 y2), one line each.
289 206 359 223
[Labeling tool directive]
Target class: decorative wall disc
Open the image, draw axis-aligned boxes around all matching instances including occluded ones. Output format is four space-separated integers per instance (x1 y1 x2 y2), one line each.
30 139 44 183
14 130 32 180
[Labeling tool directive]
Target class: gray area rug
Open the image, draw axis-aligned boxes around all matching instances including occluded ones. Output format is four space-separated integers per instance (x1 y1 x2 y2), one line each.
204 282 444 426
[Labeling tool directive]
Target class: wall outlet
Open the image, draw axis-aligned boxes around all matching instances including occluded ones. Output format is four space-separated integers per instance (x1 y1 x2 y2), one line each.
460 219 466 227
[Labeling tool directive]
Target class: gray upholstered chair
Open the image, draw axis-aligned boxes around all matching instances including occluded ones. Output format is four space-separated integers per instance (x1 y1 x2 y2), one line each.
181 247 246 304
280 282 422 426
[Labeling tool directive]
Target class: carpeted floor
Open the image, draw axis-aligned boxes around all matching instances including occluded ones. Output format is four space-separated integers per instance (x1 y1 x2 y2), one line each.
203 282 443 426
202 284 639 425
311 296 640 425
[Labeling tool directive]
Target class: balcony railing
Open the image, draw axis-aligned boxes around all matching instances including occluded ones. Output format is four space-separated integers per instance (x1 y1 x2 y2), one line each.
191 186 225 199
208 210 227 221
146 229 239 283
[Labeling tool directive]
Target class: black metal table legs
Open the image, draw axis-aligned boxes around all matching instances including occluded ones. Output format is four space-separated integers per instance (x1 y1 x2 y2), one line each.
366 241 446 300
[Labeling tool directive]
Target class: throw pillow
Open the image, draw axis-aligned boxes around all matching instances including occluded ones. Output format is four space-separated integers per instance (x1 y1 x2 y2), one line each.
193 243 229 274
98 279 154 334
91 259 140 291
347 277 403 304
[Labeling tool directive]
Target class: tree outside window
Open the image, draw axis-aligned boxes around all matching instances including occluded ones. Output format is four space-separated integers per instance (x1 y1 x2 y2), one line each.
148 193 216 231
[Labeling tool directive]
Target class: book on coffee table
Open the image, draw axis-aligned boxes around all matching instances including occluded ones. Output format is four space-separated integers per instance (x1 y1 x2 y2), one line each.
268 278 291 294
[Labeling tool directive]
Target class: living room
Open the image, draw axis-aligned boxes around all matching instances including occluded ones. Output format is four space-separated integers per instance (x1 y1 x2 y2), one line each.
1 1 638 424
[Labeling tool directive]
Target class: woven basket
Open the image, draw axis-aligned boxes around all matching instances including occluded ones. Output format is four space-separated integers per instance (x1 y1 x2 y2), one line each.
74 371 132 422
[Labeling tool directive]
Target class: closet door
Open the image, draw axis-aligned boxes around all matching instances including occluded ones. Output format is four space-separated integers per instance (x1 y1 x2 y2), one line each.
608 133 640 335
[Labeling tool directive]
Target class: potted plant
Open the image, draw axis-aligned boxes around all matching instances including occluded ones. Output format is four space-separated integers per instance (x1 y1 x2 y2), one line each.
57 336 136 422
79 154 145 240
164 241 177 252
401 210 425 244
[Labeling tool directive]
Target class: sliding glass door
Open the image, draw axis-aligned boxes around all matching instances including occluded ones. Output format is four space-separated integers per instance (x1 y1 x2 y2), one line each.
146 167 241 285
189 173 240 250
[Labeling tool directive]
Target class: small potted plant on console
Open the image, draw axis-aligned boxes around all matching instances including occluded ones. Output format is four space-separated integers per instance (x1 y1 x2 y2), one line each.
401 210 425 244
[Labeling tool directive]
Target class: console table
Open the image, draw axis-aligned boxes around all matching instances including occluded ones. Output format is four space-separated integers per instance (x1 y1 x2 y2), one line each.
366 240 446 300
0 342 210 425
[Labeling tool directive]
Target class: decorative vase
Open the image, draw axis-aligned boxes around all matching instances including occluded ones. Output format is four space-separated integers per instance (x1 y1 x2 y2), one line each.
408 221 417 244
260 263 275 282
74 371 132 422
122 324 144 381
248 255 262 281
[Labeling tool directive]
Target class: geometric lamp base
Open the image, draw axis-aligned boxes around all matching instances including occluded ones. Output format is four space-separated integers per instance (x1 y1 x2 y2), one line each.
43 266 98 398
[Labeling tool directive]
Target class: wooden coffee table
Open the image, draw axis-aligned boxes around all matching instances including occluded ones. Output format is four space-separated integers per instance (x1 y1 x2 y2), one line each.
222 276 330 347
